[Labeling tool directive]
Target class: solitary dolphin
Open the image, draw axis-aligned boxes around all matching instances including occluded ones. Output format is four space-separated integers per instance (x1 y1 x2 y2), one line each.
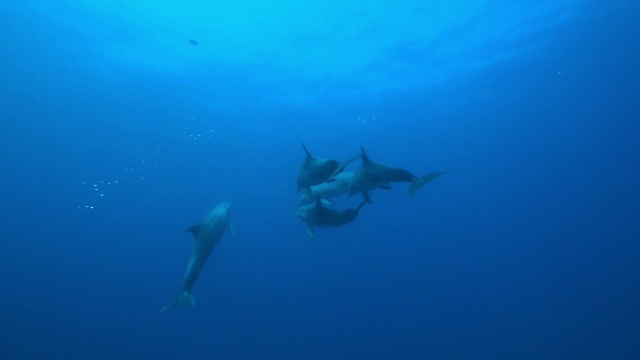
296 143 364 192
300 171 354 205
161 202 234 312
349 147 446 199
295 196 369 238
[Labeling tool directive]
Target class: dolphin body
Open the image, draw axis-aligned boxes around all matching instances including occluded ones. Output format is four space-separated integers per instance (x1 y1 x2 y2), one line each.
295 196 369 238
300 171 354 205
296 143 364 192
349 147 446 199
161 202 234 312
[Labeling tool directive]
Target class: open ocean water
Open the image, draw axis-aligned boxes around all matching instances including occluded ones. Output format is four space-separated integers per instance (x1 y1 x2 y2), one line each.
1 1 639 359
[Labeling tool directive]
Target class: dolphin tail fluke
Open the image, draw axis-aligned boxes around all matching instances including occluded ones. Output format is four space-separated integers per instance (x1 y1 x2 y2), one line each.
408 172 446 197
161 291 195 312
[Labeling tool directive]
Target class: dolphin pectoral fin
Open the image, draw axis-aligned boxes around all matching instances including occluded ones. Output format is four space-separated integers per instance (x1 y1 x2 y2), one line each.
408 172 446 197
161 291 195 312
186 224 202 238
306 225 315 238
228 222 236 236
302 186 312 201
356 194 371 211
362 191 373 204
320 198 335 206
329 166 345 180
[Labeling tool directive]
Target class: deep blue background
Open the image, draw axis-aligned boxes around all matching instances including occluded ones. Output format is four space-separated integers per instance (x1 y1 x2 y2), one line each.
1 1 639 359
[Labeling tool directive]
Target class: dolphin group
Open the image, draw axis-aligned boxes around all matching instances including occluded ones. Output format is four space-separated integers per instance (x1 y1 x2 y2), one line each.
162 202 234 312
162 143 445 310
294 144 445 238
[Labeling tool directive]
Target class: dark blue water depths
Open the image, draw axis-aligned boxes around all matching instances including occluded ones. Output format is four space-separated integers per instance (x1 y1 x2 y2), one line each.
1 1 639 359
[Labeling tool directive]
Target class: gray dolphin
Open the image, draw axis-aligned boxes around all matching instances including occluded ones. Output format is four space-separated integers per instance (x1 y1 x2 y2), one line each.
296 143 365 192
161 202 234 312
349 147 446 199
300 171 354 205
295 196 369 238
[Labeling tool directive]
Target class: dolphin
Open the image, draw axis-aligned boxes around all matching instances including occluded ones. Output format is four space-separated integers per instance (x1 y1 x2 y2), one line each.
300 171 354 205
349 147 446 199
161 202 234 312
296 143 365 192
295 196 369 238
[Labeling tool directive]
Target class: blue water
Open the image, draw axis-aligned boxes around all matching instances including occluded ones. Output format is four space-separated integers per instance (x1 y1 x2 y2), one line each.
1 1 639 359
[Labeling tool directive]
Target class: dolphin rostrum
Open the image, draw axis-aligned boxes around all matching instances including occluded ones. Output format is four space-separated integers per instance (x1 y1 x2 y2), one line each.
161 202 234 312
296 143 365 192
295 196 369 238
349 147 446 199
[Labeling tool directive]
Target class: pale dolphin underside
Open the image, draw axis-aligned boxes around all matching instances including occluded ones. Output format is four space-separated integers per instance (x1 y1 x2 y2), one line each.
161 202 234 312
349 147 446 199
296 143 365 192
295 196 369 238
300 171 354 205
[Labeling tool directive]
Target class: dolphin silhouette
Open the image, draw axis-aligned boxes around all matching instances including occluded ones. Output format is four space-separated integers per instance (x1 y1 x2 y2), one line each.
349 147 446 199
296 143 365 192
295 196 369 238
161 202 234 312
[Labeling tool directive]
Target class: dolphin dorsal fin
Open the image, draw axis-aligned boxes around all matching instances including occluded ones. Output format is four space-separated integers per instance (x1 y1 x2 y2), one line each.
360 146 372 166
329 147 368 179
301 143 312 158
186 224 201 238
